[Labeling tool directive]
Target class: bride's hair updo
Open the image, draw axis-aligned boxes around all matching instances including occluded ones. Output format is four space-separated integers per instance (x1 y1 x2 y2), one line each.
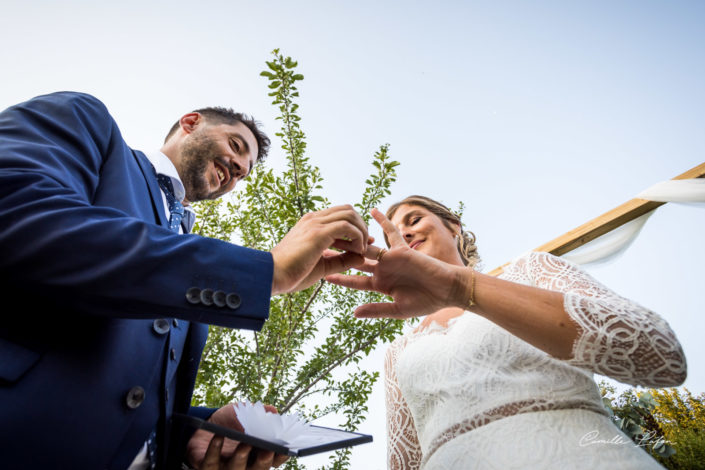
385 195 480 269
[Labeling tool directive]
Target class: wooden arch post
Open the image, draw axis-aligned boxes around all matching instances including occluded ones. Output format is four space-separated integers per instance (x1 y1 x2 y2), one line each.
487 162 705 277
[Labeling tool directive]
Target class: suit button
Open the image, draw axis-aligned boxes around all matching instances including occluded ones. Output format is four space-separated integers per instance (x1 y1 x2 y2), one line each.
186 287 201 304
200 289 214 306
226 293 241 309
153 319 170 335
213 290 227 307
126 386 145 409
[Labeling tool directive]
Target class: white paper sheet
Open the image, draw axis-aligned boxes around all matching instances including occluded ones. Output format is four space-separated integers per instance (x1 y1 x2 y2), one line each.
233 401 353 451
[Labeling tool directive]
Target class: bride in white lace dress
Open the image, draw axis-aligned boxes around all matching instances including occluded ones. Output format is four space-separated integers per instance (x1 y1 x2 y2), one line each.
327 195 687 470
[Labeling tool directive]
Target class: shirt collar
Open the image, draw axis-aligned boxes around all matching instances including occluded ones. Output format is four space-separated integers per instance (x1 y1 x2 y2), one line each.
146 151 186 203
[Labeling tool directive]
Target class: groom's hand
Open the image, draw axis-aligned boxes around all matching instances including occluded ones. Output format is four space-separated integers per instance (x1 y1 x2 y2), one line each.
187 403 288 469
270 205 368 295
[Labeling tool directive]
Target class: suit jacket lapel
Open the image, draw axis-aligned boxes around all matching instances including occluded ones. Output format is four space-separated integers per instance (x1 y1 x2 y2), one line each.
132 150 169 229
181 209 195 234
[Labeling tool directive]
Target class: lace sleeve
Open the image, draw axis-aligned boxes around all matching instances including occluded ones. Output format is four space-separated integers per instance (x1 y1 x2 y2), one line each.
385 338 423 470
506 252 687 387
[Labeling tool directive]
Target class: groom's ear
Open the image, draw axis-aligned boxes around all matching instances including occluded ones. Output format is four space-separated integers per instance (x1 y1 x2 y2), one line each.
179 112 202 134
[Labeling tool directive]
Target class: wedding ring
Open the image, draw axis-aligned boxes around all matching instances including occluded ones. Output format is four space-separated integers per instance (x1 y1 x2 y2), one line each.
376 248 387 262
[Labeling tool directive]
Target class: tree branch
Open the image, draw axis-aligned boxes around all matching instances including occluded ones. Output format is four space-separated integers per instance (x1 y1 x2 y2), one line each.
281 319 396 413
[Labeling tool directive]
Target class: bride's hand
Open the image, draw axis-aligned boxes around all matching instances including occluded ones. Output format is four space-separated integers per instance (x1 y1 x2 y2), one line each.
325 208 470 319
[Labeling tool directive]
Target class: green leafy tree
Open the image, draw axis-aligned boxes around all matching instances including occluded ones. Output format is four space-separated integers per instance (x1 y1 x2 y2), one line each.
190 49 404 469
600 382 705 469
650 387 705 469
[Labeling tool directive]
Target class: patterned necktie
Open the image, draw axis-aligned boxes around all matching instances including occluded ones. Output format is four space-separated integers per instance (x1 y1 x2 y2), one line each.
146 429 157 470
156 174 184 233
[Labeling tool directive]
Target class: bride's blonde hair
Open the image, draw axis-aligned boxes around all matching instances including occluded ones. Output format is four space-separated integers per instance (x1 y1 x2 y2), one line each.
384 195 480 269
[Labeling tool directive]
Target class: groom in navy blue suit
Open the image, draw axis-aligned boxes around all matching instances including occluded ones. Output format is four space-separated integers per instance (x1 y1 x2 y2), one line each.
0 92 369 469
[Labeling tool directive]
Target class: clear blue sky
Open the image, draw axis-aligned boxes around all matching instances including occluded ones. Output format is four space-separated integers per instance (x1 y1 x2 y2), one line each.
2 1 703 468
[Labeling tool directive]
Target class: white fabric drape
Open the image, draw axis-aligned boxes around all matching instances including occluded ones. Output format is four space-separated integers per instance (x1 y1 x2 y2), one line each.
562 178 704 266
637 178 705 203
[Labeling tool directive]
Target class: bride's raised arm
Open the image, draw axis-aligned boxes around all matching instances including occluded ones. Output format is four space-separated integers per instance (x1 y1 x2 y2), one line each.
328 208 687 388
501 251 687 387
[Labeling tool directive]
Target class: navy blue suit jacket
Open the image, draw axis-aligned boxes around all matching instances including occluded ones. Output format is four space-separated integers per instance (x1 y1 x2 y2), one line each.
0 92 273 469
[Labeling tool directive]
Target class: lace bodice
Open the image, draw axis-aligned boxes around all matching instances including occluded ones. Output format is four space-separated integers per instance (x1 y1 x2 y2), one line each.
385 252 687 469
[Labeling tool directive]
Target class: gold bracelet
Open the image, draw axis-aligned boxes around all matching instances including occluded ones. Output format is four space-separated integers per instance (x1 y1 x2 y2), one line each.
467 269 476 308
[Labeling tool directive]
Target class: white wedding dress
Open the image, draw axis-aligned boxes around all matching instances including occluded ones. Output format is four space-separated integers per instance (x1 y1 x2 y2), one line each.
385 252 687 469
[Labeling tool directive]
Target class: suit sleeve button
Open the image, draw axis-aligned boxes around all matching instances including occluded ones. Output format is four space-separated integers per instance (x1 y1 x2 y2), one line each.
200 288 214 306
186 287 201 304
213 290 227 307
153 319 170 335
225 293 241 310
125 386 145 409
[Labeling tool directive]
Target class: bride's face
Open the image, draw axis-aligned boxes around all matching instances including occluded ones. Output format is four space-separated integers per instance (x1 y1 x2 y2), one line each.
390 204 464 266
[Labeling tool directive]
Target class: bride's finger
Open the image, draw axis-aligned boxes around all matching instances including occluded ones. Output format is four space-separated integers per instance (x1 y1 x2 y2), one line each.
363 244 387 261
355 259 377 273
325 273 375 291
370 208 405 247
353 302 406 319
319 251 365 276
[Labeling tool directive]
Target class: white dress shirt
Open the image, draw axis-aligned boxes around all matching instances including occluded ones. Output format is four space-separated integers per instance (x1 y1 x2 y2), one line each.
145 150 196 234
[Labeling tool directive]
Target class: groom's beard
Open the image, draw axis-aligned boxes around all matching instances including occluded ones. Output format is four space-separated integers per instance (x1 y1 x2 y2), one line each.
179 132 228 202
